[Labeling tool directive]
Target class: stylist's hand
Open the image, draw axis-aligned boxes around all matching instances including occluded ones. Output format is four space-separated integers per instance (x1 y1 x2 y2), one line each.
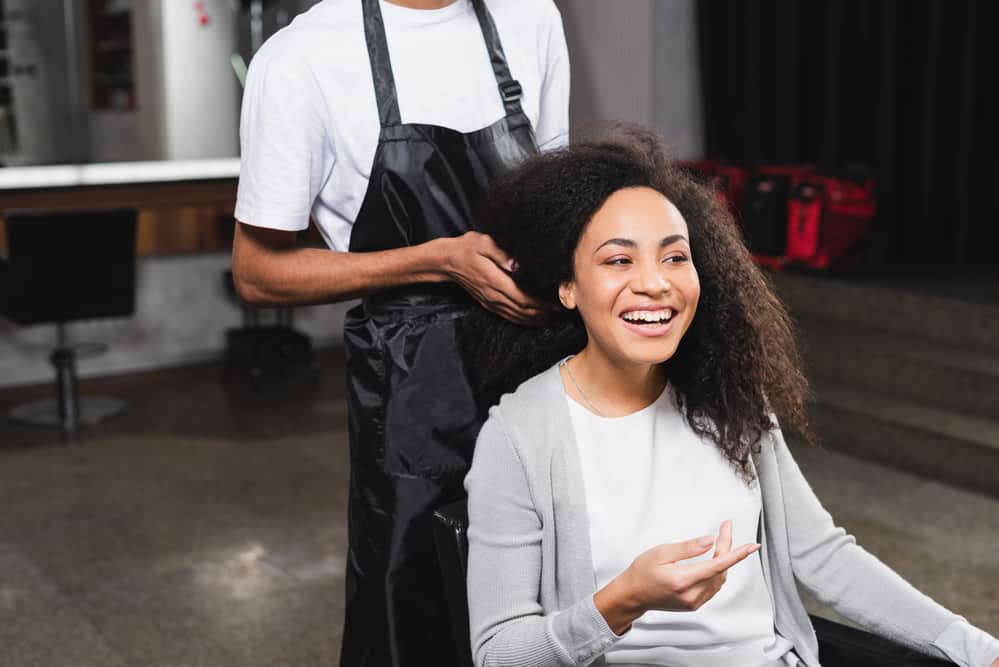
442 231 546 326
594 520 760 635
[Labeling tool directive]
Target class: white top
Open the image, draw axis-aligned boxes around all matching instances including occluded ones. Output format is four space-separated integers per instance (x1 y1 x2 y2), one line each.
566 384 798 667
566 382 999 667
235 0 570 251
0 159 240 190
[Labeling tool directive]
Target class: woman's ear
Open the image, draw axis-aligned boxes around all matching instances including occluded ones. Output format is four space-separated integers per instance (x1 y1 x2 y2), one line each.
558 281 576 310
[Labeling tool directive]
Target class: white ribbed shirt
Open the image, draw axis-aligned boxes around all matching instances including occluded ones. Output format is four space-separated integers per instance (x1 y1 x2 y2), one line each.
567 385 799 667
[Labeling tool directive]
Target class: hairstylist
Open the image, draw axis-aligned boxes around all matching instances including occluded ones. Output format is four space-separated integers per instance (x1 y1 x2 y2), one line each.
231 1 569 664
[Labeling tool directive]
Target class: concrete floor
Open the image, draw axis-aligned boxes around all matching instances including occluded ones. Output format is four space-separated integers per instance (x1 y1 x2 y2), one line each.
0 350 996 666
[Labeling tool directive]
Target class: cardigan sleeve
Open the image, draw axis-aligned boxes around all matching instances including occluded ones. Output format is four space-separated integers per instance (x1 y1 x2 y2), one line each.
769 426 996 663
934 620 999 667
465 411 621 667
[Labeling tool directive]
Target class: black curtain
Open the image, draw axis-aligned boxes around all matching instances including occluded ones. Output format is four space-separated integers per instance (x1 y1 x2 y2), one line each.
697 0 999 267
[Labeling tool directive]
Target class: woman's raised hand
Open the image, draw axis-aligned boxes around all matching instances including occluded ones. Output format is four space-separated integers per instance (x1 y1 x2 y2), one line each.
594 521 760 635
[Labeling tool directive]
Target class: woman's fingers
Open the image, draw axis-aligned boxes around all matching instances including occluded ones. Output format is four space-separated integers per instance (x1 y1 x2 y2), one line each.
633 535 759 613
714 520 733 558
650 535 716 566
686 542 760 582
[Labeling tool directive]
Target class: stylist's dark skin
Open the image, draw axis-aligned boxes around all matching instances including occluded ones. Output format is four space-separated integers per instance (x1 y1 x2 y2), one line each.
232 225 545 326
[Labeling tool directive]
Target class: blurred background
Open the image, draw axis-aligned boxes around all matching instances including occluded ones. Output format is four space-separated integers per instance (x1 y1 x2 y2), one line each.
0 1 995 665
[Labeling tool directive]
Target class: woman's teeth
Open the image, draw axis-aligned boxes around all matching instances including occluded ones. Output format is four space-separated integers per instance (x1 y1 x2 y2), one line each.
621 309 673 324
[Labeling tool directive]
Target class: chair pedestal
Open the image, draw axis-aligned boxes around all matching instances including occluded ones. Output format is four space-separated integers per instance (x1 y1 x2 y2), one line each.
8 341 125 433
9 395 125 431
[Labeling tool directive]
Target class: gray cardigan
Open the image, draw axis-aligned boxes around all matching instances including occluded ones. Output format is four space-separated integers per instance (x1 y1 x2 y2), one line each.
464 363 962 667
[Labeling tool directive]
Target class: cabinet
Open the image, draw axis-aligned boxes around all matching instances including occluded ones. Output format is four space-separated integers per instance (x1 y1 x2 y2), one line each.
87 0 136 111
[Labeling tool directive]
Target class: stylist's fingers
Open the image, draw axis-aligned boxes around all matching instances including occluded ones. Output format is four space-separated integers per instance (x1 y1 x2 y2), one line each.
479 285 545 326
475 236 544 307
473 232 515 271
476 265 546 324
714 520 733 558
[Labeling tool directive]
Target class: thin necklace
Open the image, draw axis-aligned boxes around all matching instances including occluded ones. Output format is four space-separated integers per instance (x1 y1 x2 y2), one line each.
563 359 606 417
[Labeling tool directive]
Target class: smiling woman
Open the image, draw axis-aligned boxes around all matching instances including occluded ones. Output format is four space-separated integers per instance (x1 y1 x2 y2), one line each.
459 126 999 667
461 125 812 479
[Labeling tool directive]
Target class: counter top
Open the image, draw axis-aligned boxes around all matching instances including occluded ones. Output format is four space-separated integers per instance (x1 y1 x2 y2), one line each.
0 158 241 190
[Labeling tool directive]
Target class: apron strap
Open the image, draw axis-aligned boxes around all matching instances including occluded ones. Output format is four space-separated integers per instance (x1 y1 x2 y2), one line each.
470 0 525 117
361 0 525 128
362 0 403 127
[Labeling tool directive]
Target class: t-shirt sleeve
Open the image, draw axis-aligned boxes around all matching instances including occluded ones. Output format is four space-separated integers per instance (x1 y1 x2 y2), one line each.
235 52 334 232
535 3 570 151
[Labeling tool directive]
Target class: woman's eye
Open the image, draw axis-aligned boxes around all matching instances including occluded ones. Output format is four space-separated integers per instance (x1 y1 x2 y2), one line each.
606 257 632 266
663 254 688 264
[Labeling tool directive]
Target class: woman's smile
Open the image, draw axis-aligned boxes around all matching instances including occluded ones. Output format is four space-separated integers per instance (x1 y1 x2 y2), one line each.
619 304 677 337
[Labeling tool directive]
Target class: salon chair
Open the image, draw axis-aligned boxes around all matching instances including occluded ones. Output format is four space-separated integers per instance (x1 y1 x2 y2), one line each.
432 499 956 667
0 209 136 433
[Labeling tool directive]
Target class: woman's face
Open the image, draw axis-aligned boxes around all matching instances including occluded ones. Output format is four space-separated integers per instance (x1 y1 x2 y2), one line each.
559 186 700 368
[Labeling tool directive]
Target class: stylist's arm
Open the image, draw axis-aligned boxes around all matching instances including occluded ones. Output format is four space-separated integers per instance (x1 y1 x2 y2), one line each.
594 520 760 635
232 224 545 325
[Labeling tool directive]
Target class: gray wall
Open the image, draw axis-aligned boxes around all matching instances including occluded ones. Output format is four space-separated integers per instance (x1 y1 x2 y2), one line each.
558 0 703 158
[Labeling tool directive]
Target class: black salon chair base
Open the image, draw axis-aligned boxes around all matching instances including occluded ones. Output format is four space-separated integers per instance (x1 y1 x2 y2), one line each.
432 499 956 667
7 337 125 433
10 396 124 429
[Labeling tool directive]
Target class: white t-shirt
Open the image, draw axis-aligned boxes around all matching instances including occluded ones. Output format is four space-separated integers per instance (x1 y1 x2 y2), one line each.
566 384 799 667
567 381 999 667
235 0 570 251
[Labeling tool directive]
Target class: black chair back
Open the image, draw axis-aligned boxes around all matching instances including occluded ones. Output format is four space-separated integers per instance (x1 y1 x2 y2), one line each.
432 498 955 667
432 499 475 667
2 209 137 325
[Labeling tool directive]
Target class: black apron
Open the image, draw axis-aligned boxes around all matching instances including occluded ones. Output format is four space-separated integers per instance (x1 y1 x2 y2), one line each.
340 1 537 664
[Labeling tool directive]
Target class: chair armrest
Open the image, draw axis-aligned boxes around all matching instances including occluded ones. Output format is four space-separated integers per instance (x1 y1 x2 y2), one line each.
811 614 956 666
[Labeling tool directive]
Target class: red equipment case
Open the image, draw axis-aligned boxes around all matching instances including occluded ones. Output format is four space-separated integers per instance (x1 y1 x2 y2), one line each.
679 160 875 271
742 166 817 269
785 174 875 270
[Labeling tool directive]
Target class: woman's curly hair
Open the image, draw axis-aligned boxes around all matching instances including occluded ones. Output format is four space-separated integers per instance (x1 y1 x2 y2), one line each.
461 125 813 480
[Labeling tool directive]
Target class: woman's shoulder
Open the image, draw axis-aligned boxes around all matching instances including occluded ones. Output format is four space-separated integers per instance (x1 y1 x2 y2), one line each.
491 362 564 424
475 363 563 460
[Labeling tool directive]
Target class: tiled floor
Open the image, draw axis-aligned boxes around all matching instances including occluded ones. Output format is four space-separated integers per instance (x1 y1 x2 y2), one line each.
0 351 996 666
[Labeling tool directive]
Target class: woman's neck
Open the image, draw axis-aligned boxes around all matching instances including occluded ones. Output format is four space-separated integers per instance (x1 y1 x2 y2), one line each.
563 346 665 417
384 0 458 8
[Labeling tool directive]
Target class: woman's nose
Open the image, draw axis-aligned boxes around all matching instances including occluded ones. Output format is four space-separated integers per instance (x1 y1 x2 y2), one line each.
632 262 670 295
